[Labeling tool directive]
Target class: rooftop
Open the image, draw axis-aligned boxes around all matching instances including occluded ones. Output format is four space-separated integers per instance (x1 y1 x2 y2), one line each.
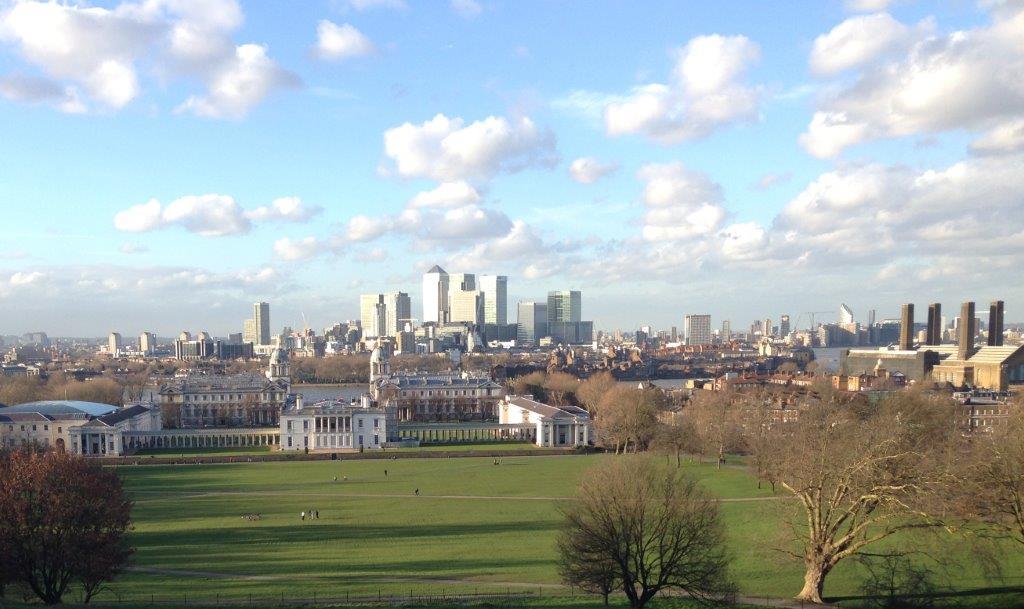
506 395 590 420
0 400 118 418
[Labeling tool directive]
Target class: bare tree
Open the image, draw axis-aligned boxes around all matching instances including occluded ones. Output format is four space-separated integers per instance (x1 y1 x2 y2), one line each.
577 372 617 413
557 533 619 605
687 390 745 468
0 449 133 605
557 457 735 609
652 416 700 467
963 403 1024 548
762 392 960 604
594 387 662 453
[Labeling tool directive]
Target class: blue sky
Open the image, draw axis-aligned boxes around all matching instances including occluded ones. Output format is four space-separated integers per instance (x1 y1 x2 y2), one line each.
0 0 1021 336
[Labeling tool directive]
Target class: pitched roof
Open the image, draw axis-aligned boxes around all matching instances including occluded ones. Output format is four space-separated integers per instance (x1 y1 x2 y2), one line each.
97 404 151 426
507 395 590 420
426 265 447 274
0 401 117 418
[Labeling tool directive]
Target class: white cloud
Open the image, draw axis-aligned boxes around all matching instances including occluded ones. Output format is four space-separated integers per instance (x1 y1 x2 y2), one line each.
602 34 761 144
451 0 482 18
810 13 912 75
114 194 317 237
0 0 296 117
0 73 86 113
315 20 375 61
245 197 323 222
801 5 1024 157
637 162 727 242
408 181 481 208
346 214 393 242
273 236 321 261
175 43 299 119
569 157 618 184
9 271 46 286
971 118 1024 154
845 0 896 12
752 172 793 190
382 113 557 182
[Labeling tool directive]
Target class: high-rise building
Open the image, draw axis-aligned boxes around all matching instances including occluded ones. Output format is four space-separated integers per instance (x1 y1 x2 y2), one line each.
547 291 581 324
839 303 854 325
517 302 548 346
479 275 507 325
361 292 410 338
779 315 791 337
899 303 914 350
684 315 712 345
108 332 122 354
989 300 1005 347
254 302 270 346
450 290 484 325
721 320 731 339
422 265 450 324
763 317 773 337
243 319 257 345
139 332 156 355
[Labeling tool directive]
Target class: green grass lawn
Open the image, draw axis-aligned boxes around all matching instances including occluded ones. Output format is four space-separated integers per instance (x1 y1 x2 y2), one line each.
101 454 1024 608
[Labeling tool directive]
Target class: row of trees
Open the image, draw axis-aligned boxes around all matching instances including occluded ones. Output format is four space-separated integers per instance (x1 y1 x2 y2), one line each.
0 449 133 605
0 375 125 407
569 377 1024 605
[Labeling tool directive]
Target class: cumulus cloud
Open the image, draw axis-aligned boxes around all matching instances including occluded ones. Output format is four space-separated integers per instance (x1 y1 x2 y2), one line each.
175 43 299 119
408 181 481 209
315 20 375 61
345 0 406 10
0 0 296 117
752 172 793 190
636 162 728 242
971 118 1024 154
114 194 316 237
801 5 1024 157
244 197 323 222
382 113 557 182
273 236 321 261
810 12 913 75
0 73 86 113
569 157 618 184
594 34 761 144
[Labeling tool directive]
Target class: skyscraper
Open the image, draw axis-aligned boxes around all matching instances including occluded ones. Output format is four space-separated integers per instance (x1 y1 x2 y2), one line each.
243 319 257 344
517 301 548 346
139 332 155 355
779 314 791 337
763 317 772 337
547 291 581 324
361 292 411 338
684 315 711 345
721 320 731 339
839 303 854 325
450 289 484 325
254 302 270 346
422 265 450 324
108 332 122 354
479 275 508 325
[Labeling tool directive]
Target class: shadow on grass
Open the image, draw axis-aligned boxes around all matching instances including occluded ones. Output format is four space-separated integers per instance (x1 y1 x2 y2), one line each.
829 584 1024 609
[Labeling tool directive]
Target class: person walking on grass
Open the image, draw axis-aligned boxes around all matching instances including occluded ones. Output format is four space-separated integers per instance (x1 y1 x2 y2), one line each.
384 469 388 477
301 511 305 521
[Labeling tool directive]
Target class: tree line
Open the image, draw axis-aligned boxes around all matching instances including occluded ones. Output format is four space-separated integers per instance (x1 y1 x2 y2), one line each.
551 370 1024 606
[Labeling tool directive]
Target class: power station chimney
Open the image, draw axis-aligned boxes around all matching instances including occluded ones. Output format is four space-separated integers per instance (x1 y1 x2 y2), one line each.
926 303 941 346
958 301 975 360
988 300 1005 347
899 303 914 350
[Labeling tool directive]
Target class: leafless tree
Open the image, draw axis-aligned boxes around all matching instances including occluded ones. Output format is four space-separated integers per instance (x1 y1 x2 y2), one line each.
962 402 1024 549
0 449 133 605
577 372 617 413
557 457 735 609
761 392 960 604
686 390 746 468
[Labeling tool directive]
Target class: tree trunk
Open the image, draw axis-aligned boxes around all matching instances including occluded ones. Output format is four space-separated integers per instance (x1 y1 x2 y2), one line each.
796 559 829 604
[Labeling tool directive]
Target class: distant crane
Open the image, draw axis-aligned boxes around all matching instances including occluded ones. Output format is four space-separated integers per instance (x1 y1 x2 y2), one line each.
796 311 832 331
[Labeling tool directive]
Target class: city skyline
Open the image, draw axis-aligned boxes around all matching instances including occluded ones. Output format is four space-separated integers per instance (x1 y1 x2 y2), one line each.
2 1 1023 334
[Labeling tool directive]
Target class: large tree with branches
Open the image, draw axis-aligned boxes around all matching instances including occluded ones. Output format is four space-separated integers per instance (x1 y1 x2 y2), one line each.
557 457 735 608
762 392 960 604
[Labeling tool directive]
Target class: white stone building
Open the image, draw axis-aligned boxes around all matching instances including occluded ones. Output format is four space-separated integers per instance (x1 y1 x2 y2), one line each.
0 400 159 456
279 395 386 452
498 395 592 447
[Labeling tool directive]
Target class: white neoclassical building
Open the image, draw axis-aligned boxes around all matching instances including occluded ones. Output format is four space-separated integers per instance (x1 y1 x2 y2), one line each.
0 400 160 456
498 395 592 447
279 395 386 452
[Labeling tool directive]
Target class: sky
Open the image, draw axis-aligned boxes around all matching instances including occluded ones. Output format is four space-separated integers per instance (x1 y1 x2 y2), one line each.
0 0 1022 337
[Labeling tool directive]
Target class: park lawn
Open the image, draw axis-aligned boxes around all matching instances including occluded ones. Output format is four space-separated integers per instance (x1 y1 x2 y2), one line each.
104 455 1024 607
399 441 547 451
